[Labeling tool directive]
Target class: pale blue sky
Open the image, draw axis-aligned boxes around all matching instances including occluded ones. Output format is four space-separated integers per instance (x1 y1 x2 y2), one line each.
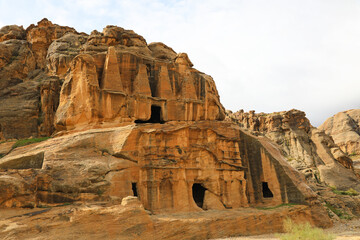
1 0 360 126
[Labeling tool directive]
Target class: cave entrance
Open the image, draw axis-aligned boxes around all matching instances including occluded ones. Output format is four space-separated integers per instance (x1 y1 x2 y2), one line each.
262 182 273 198
192 183 206 208
132 182 138 197
135 105 164 124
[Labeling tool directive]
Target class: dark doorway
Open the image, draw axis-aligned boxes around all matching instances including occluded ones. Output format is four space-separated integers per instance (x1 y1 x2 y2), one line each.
262 182 273 198
132 182 138 197
135 105 164 124
192 183 206 208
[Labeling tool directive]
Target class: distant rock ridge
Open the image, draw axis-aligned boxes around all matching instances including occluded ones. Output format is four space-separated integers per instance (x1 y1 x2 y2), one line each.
226 109 360 191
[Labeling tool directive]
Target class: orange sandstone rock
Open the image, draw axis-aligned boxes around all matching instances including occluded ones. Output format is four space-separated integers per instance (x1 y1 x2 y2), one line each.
0 19 334 239
101 46 123 92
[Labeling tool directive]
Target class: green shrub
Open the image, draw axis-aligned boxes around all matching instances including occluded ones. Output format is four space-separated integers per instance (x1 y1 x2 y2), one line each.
325 202 353 220
344 188 359 196
279 219 334 240
330 186 359 196
12 137 51 150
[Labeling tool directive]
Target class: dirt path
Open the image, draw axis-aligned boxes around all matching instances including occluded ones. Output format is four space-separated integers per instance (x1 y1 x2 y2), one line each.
1 208 360 239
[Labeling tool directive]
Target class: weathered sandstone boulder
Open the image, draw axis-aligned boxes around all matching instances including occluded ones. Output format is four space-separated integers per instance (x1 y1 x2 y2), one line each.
0 25 26 42
319 109 360 156
46 32 88 77
148 42 177 60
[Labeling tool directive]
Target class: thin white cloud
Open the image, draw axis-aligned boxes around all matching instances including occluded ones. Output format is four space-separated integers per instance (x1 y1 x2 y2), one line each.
0 0 359 126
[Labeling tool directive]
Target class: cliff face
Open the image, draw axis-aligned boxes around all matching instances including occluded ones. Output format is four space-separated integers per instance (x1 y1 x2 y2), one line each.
0 19 71 140
226 109 360 191
0 122 317 211
0 19 225 140
0 19 333 238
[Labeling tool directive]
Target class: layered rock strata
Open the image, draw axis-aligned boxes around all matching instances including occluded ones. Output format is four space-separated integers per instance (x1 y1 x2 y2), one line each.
55 47 225 131
0 19 333 238
0 122 320 212
0 19 224 140
227 109 360 191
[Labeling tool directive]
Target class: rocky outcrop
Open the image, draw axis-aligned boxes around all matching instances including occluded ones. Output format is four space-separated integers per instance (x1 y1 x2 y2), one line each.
55 45 225 131
0 122 318 210
0 39 35 86
0 19 225 140
26 18 77 69
227 109 360 191
0 25 26 42
0 19 75 140
46 32 87 77
319 109 360 156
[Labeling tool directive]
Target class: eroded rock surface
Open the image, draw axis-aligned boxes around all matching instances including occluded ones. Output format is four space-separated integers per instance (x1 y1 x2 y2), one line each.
0 123 317 210
26 18 77 69
226 109 360 191
0 203 329 240
319 109 360 156
0 19 337 239
0 122 332 237
0 19 225 140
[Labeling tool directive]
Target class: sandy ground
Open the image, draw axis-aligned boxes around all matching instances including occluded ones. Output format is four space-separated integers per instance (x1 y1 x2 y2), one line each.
212 219 360 240
1 208 360 239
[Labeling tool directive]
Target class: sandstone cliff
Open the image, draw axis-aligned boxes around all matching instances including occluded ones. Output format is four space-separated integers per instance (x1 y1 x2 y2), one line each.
0 19 73 140
0 19 334 239
226 109 360 191
0 18 225 141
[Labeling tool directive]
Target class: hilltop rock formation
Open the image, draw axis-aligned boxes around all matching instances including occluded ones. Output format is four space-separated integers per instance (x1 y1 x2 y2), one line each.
0 19 224 140
226 109 360 191
26 18 77 69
